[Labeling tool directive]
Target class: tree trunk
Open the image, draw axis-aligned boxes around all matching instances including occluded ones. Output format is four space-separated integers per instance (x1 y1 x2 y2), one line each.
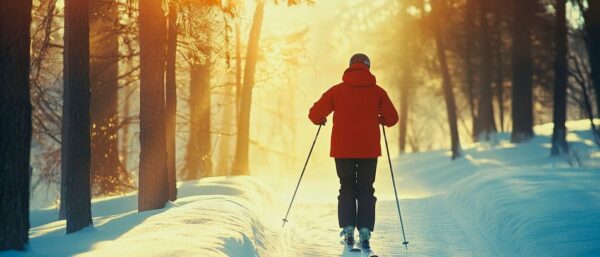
62 0 93 234
583 1 600 118
232 1 266 175
229 20 242 176
165 1 178 201
121 89 130 173
235 20 242 118
432 0 462 159
0 0 32 250
465 0 478 139
493 33 505 132
511 0 534 142
120 51 133 182
138 0 168 212
576 66 600 146
90 0 125 196
183 62 212 180
398 61 412 153
477 0 496 140
216 21 242 177
217 74 238 176
216 104 234 177
551 0 568 155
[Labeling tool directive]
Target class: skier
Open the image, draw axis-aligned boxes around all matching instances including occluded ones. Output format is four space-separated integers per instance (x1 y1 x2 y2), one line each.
308 53 399 251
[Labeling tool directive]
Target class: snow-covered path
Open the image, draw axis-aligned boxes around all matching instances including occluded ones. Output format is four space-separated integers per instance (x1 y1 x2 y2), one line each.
279 155 503 257
286 198 500 257
5 120 599 257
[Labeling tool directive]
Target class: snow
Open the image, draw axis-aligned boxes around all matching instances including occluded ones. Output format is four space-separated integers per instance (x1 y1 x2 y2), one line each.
4 177 287 257
2 120 599 257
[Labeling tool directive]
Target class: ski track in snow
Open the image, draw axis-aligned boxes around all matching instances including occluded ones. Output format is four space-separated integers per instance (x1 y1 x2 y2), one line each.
286 198 500 257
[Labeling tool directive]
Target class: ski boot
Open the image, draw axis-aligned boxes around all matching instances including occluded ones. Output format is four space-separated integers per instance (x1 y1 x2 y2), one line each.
340 225 355 246
358 227 371 250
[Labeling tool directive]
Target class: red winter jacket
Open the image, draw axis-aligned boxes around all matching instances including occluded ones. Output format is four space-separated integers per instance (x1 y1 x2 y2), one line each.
309 63 399 158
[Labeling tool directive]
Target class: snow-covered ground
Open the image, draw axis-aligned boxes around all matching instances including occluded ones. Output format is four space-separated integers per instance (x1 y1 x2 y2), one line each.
4 177 290 257
2 120 599 257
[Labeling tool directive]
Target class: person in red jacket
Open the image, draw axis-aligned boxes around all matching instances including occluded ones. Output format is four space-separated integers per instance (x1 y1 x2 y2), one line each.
309 53 399 249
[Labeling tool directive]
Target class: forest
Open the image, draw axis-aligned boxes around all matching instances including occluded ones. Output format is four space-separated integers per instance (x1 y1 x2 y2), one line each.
1 0 599 255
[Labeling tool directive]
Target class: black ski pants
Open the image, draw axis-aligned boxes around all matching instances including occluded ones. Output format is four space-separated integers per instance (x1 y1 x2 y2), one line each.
335 158 377 232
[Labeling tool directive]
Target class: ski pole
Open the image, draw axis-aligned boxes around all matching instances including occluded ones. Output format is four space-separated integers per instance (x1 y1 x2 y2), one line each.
282 124 322 228
381 123 409 250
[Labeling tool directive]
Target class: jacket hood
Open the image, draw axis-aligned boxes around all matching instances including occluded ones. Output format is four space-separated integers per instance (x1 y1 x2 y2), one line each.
342 63 376 87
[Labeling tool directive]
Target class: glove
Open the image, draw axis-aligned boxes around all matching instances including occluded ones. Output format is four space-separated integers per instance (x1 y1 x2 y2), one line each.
379 115 385 125
319 118 327 126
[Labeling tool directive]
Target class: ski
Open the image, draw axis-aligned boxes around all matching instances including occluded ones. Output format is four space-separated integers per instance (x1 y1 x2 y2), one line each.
357 244 377 257
340 240 361 252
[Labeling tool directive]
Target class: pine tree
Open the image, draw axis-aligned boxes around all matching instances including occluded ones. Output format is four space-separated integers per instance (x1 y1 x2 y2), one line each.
477 0 497 140
232 1 266 175
581 0 600 118
551 0 569 155
0 0 33 250
398 60 412 153
183 60 212 180
464 0 478 139
511 0 534 142
432 0 462 159
138 0 169 211
165 0 178 201
62 0 93 234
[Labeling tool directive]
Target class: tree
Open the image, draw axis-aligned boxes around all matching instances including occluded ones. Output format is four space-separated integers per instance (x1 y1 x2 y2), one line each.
477 0 496 140
90 0 128 195
551 0 568 155
511 0 534 142
488 0 507 133
464 0 478 139
232 0 266 175
398 60 412 153
229 0 311 174
179 4 215 180
570 52 600 146
398 0 424 153
118 0 138 192
62 0 93 234
216 13 243 176
492 21 506 132
580 0 600 118
432 0 462 159
0 0 33 250
165 0 178 200
138 0 169 211
183 58 213 180
235 19 243 117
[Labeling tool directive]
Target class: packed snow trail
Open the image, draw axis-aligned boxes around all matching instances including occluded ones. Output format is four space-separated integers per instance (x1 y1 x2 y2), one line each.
285 199 500 257
280 162 503 257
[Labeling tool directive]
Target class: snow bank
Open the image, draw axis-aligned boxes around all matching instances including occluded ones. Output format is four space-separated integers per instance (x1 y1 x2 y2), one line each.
446 167 600 256
396 120 600 256
3 176 286 257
